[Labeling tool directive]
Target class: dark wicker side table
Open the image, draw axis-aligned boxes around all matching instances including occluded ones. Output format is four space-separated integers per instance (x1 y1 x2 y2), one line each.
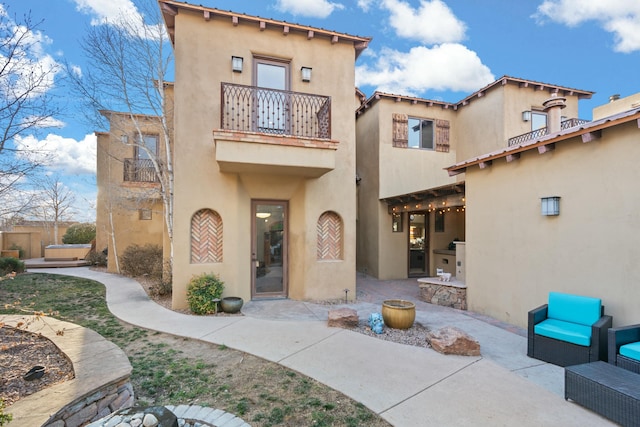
565 361 640 426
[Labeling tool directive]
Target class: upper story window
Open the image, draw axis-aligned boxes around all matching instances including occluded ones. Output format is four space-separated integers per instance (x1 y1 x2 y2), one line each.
409 118 434 149
124 134 159 183
136 134 159 160
392 113 449 152
531 111 547 131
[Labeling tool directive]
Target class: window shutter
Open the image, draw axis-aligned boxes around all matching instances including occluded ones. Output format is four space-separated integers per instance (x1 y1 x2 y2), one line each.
435 119 450 152
392 113 408 147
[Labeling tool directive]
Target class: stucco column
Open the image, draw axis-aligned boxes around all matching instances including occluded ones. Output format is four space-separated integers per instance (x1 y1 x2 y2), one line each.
543 93 567 134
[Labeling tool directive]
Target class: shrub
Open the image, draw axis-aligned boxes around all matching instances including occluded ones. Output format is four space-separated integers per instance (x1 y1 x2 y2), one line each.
85 249 107 267
0 257 25 276
120 244 163 280
187 273 224 315
149 260 172 297
62 223 96 244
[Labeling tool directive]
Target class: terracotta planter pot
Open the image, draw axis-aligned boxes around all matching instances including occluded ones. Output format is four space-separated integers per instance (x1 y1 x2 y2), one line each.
220 297 244 314
382 299 416 329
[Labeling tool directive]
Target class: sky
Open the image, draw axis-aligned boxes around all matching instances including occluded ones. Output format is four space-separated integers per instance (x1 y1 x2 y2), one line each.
3 0 640 223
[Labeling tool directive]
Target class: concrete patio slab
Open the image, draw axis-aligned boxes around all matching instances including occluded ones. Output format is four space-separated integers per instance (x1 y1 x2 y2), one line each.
279 328 478 413
199 317 342 362
381 358 611 426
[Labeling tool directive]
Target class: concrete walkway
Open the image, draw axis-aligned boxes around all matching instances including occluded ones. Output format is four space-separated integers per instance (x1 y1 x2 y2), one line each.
29 267 615 426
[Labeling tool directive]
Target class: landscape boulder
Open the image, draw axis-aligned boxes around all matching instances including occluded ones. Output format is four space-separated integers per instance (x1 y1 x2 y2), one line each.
426 326 480 356
328 308 359 328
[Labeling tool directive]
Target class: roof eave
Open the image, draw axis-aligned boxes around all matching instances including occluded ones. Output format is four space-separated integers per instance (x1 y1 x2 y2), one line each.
446 108 640 175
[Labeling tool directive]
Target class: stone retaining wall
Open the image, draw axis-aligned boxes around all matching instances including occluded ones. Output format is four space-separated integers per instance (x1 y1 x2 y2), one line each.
45 379 134 427
2 315 133 427
418 278 467 310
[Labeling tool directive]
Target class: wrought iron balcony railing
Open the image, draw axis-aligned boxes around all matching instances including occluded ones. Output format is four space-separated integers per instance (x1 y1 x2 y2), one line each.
508 118 590 146
221 82 331 139
123 158 159 183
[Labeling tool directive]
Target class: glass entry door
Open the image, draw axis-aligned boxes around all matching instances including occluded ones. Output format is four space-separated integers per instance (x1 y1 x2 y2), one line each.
408 212 428 276
252 201 287 298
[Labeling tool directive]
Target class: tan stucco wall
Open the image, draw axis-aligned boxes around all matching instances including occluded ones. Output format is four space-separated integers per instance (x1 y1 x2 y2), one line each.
465 119 640 328
170 9 358 307
455 84 582 161
0 232 41 259
356 98 461 280
593 92 640 120
355 102 381 277
95 116 166 273
356 82 585 281
377 101 457 198
11 225 73 255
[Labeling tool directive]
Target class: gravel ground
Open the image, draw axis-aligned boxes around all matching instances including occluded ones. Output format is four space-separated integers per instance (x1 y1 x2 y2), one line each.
351 320 432 348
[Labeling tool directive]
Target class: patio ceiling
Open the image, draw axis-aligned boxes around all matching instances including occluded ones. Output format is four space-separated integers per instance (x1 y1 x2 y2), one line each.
381 182 465 214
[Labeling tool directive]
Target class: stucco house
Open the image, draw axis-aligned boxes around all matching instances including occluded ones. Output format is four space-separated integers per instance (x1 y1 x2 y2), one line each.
154 0 370 308
95 109 168 271
97 1 640 331
446 92 640 328
355 77 593 281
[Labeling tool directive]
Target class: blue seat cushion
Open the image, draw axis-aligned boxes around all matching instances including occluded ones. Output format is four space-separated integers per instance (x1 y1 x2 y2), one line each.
547 292 601 326
620 342 640 361
534 318 591 346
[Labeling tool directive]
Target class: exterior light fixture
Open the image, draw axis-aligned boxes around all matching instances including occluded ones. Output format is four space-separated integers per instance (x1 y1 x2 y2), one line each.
301 66 312 82
522 111 531 122
121 134 128 144
232 56 243 73
541 196 560 216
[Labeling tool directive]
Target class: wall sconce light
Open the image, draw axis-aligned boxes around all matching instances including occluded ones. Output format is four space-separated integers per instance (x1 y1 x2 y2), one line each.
522 110 531 122
121 134 128 144
301 67 312 82
232 56 243 73
541 196 560 216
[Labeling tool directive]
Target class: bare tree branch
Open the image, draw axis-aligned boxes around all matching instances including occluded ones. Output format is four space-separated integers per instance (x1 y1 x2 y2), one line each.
69 0 175 270
0 6 63 222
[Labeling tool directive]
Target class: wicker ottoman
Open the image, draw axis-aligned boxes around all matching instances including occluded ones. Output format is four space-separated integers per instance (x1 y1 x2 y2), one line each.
565 361 640 426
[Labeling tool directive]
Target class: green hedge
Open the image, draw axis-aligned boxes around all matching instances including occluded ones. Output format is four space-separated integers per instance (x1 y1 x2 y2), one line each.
0 257 25 276
187 273 224 315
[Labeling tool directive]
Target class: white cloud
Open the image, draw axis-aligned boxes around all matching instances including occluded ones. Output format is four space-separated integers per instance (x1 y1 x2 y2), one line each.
22 116 66 129
73 0 140 25
535 0 640 52
275 0 344 18
0 7 61 99
381 0 466 45
14 133 97 175
357 0 375 12
72 0 163 39
356 44 494 96
70 64 83 78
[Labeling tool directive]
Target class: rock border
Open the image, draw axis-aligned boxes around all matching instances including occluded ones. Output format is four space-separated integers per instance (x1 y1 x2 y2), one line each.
1 315 133 427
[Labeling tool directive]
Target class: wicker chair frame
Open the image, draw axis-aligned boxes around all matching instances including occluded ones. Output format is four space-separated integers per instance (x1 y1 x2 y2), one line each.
527 303 612 367
608 324 640 374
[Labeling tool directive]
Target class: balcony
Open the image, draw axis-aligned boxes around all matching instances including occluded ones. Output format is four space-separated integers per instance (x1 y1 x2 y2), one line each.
508 118 590 147
215 83 337 178
221 83 331 139
123 158 159 183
